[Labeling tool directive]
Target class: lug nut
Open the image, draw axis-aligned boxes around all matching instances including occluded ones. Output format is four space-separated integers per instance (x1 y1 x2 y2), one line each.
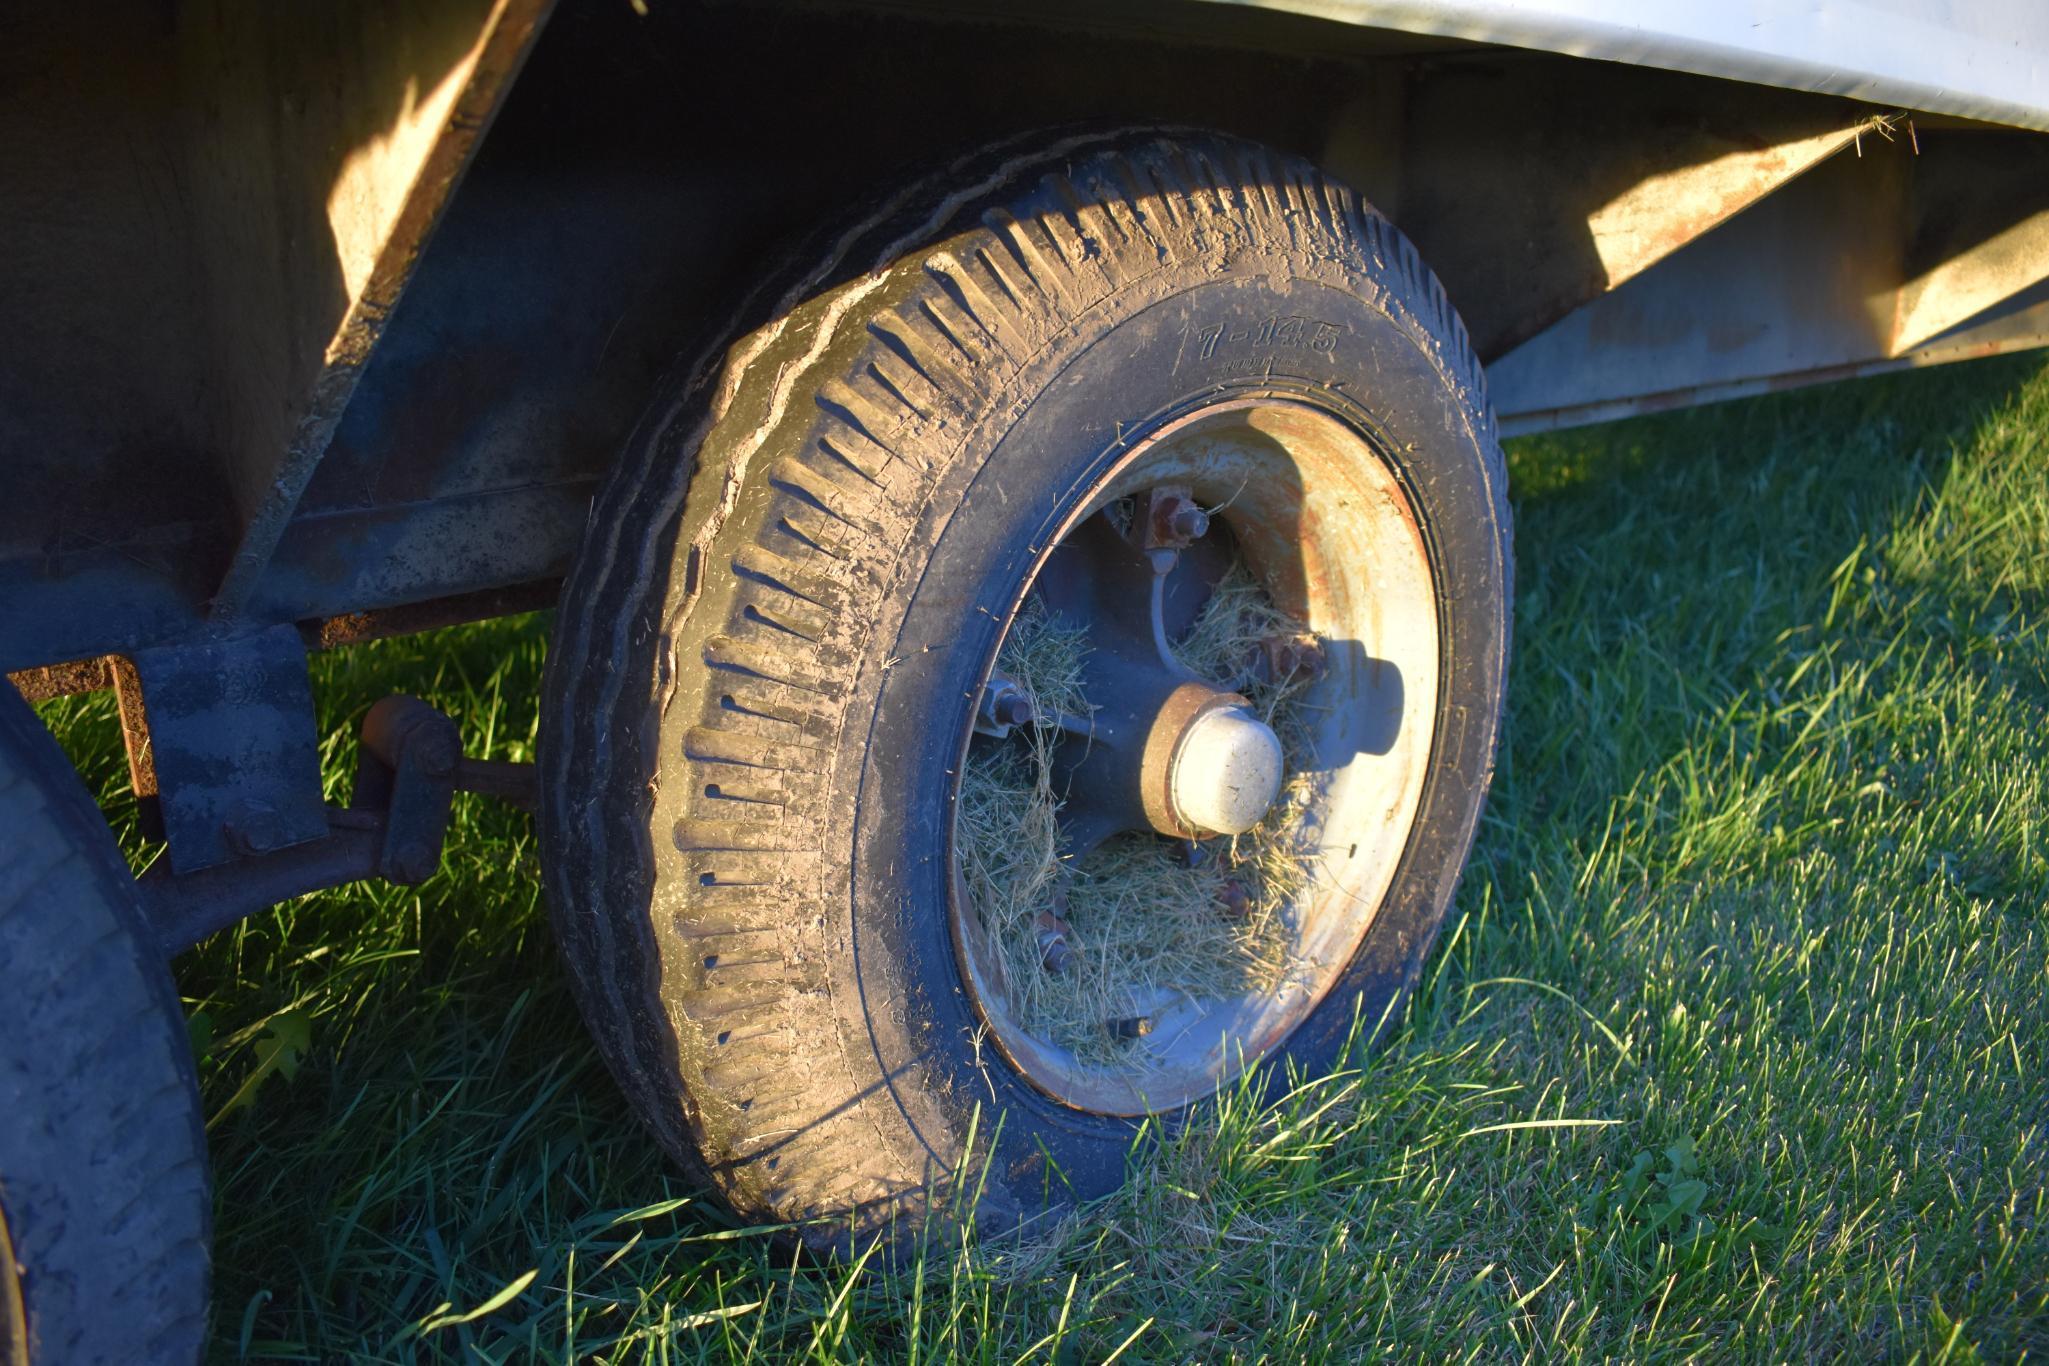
976 675 1034 735
1141 486 1210 548
1108 1015 1154 1040
1034 909 1073 974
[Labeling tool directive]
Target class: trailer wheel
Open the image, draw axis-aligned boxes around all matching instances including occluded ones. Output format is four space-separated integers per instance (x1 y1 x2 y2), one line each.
0 684 211 1364
542 130 1510 1247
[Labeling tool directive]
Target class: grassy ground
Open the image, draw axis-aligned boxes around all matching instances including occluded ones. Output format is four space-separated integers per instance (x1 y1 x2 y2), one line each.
41 355 2049 1361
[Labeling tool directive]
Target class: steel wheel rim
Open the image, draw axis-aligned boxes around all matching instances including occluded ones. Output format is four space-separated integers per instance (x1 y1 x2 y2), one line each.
948 397 1442 1115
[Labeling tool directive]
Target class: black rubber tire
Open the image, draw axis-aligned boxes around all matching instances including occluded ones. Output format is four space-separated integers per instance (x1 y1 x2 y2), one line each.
0 683 211 1363
541 128 1511 1247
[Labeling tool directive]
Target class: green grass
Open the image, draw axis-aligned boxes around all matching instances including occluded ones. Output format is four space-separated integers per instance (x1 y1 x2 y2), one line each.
41 355 2049 1361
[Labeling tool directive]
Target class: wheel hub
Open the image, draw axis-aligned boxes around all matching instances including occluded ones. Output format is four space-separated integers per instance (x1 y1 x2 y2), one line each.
1022 502 1296 851
1145 683 1284 837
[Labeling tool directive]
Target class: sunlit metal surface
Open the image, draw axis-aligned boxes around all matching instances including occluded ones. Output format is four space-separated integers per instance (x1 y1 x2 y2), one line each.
1490 132 2049 433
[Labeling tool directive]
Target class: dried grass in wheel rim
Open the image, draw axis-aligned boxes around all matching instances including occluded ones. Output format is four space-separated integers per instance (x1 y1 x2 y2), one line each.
957 566 1320 1068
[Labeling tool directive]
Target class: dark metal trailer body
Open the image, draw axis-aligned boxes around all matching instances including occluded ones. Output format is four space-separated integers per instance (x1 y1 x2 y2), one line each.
10 2 2049 709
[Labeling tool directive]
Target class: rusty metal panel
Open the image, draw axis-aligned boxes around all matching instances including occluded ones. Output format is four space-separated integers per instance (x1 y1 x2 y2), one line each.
1489 131 2049 433
197 0 556 621
0 557 209 678
1490 144 1909 423
1895 215 2049 355
1495 288 2049 435
0 7 233 668
250 481 594 624
0 0 552 674
1336 60 1880 357
1199 0 2049 132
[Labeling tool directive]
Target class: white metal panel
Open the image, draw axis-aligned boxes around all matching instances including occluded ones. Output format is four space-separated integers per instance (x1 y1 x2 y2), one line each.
1197 0 2049 131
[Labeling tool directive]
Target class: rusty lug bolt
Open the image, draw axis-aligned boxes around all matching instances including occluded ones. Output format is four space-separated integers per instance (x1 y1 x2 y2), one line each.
1218 878 1252 918
1142 487 1210 548
994 690 1034 729
1034 909 1074 974
1108 1015 1154 1040
978 676 1034 734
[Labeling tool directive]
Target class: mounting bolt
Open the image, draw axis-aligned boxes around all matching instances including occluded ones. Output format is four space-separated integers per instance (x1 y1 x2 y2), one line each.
1108 1015 1154 1040
1034 909 1073 974
994 690 1034 728
977 675 1035 736
1140 486 1210 549
391 839 439 884
223 799 284 857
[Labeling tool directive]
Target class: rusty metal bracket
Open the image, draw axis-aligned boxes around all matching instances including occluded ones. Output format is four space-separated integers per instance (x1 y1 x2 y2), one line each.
130 626 330 875
355 696 462 883
140 692 535 955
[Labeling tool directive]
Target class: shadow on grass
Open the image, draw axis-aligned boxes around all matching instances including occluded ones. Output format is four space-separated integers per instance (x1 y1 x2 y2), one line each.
1487 353 2048 862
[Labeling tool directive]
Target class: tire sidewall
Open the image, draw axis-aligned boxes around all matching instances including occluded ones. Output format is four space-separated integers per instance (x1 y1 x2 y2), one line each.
0 686 212 1363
